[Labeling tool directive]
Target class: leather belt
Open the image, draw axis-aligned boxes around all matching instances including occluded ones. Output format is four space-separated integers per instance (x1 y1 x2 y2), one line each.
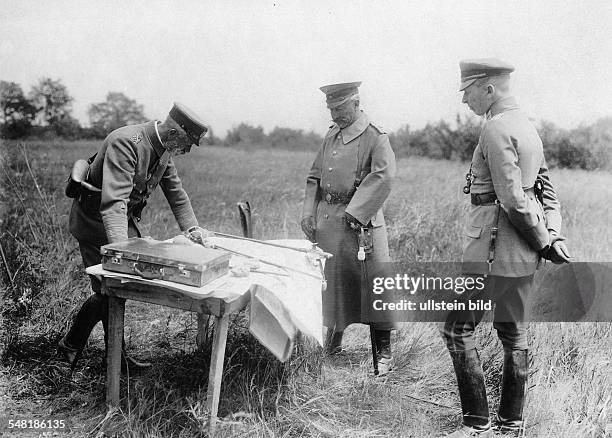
321 189 354 205
471 192 498 206
471 188 535 206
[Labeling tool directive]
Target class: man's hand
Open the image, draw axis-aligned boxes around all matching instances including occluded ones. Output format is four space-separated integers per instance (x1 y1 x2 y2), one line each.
344 212 363 233
187 226 214 245
540 234 571 264
301 216 316 242
548 240 571 264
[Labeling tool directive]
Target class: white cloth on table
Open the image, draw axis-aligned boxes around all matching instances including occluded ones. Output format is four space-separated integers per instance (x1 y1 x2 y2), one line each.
86 237 323 361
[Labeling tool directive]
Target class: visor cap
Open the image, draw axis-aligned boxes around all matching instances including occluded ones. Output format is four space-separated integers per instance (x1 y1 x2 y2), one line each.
169 102 208 144
459 58 514 91
319 81 362 108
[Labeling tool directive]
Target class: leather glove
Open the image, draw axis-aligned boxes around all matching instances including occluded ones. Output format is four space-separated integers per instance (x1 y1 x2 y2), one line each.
344 212 363 233
187 226 214 245
301 216 316 242
539 234 571 264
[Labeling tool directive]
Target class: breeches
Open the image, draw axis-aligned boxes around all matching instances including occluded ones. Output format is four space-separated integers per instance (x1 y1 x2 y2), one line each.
439 274 534 352
65 220 140 349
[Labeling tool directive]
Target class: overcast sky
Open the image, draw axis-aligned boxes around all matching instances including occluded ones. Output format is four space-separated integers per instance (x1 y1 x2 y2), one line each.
1 0 610 135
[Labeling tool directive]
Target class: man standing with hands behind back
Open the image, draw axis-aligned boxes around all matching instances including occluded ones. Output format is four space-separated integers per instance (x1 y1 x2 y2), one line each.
440 59 570 437
301 82 397 376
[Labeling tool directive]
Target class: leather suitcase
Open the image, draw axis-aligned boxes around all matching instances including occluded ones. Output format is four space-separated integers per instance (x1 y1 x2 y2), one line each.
100 237 230 287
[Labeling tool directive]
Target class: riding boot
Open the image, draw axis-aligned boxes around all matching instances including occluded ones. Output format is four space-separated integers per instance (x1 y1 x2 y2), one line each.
495 349 528 435
324 328 344 355
448 349 491 433
374 329 395 376
58 294 108 369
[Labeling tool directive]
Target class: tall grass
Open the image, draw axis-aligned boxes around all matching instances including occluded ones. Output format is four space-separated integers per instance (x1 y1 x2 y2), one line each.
0 140 610 437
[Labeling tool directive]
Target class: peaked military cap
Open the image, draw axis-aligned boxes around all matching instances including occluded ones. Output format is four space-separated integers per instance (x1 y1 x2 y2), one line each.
319 82 362 108
169 102 208 145
459 58 515 91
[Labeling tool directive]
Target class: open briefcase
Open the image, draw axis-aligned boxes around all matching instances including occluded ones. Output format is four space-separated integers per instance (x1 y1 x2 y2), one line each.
100 237 230 287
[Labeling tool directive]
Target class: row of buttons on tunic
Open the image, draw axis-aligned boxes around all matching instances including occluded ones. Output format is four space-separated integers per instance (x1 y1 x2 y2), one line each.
325 151 337 189
323 147 338 218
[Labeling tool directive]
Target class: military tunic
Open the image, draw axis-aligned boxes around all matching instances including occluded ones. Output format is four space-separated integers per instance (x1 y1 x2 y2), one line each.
442 96 563 351
463 96 561 277
302 111 396 330
69 120 198 246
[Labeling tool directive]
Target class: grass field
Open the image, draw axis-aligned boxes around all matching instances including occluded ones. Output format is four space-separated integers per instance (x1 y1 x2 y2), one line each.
0 140 611 437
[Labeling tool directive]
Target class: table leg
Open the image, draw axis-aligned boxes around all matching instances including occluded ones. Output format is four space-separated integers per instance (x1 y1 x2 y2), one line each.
106 295 125 409
196 313 210 349
206 313 229 435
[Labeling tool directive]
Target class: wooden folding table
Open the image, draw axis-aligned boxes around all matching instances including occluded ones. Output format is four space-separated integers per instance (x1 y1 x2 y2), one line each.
101 275 250 434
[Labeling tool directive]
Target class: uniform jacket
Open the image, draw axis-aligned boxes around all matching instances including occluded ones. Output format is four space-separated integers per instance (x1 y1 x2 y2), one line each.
302 111 396 330
69 120 198 244
302 111 395 227
463 96 562 277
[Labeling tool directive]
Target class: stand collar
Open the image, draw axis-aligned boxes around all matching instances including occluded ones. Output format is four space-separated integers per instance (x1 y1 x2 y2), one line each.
487 96 519 119
144 120 166 157
340 110 369 144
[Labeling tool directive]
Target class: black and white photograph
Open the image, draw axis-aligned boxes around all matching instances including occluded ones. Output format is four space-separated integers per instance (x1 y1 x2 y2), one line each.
1 1 611 437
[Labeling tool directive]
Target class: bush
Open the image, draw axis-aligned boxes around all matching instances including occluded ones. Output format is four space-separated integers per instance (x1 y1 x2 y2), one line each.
389 115 480 161
225 123 266 146
538 119 612 170
267 127 321 151
1 119 33 139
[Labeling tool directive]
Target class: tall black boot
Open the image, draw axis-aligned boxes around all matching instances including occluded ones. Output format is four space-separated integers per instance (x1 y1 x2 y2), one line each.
374 329 394 376
495 349 528 434
447 349 492 436
324 328 344 355
58 294 107 369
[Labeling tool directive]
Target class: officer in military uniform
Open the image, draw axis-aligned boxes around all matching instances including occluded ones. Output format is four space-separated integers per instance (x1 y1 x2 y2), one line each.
58 102 212 371
440 60 571 437
301 82 397 375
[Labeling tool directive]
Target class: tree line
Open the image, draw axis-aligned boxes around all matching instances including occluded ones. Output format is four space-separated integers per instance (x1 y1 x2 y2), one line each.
0 78 147 139
2 78 610 170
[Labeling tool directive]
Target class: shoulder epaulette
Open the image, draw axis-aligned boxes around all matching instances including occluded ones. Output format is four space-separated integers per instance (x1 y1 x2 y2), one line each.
369 122 386 134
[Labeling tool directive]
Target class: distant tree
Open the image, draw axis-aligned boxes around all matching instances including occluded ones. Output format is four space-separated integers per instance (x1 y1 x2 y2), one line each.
0 81 36 138
88 92 148 137
427 120 455 160
452 114 481 161
388 124 411 156
538 120 568 168
416 117 480 161
225 123 266 145
537 119 612 170
388 124 430 157
53 115 83 139
267 127 322 151
28 77 73 127
569 117 612 170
